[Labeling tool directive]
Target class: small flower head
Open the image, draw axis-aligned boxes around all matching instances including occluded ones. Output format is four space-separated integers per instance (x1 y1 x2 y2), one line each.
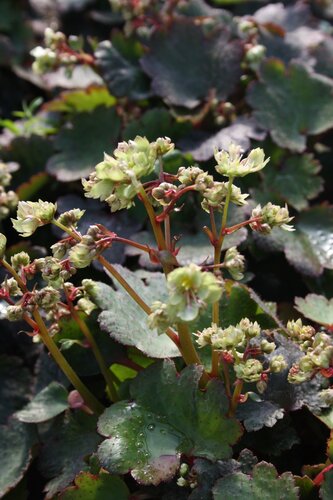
57 209 85 229
0 233 6 259
223 247 245 280
153 137 174 156
234 358 263 382
260 339 276 354
319 388 333 407
250 203 294 234
6 305 24 321
211 325 246 350
178 166 207 186
195 323 220 348
11 252 30 271
2 277 22 297
201 182 248 213
167 264 223 322
238 318 261 338
269 355 287 373
30 46 57 74
11 200 56 237
214 144 269 178
147 301 170 334
152 183 177 206
69 236 97 269
35 287 61 310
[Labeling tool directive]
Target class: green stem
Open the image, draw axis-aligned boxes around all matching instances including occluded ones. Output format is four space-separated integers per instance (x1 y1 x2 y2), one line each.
228 379 243 417
67 296 119 402
177 322 209 385
211 177 234 374
138 186 166 251
1 257 104 415
33 308 104 415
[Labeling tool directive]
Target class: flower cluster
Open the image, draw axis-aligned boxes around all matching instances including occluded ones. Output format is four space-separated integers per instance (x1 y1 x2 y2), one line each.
288 331 333 383
214 143 269 178
11 200 57 237
0 163 18 220
195 318 287 386
30 28 83 75
223 247 245 280
148 264 223 330
250 203 294 233
83 136 174 212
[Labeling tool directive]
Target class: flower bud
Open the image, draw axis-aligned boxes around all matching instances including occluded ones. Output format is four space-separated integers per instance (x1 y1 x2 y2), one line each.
2 277 22 297
250 203 294 233
319 389 333 406
288 365 312 384
69 236 97 269
177 166 206 186
57 209 85 228
234 359 263 382
152 183 177 206
35 287 60 310
0 233 6 259
6 305 24 321
215 144 269 178
51 241 71 260
238 318 260 338
269 355 287 373
245 44 266 68
211 325 245 350
224 247 245 280
77 297 97 316
260 339 276 354
147 301 170 334
287 319 315 344
11 252 30 271
153 137 174 156
195 324 219 348
201 182 248 213
12 200 56 237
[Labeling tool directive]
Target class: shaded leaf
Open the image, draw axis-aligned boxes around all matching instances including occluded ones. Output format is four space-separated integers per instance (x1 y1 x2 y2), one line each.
247 60 333 152
43 86 116 113
98 361 242 485
213 461 298 499
0 355 33 425
15 382 68 423
141 20 243 108
123 108 190 142
46 107 121 181
254 206 333 276
39 412 101 498
320 469 333 500
295 294 333 327
95 41 150 100
179 117 266 161
260 154 323 211
0 419 36 497
91 266 180 358
59 471 129 499
313 38 333 79
236 400 285 432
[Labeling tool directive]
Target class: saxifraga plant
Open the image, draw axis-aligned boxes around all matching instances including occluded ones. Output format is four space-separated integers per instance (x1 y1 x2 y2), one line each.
1 137 333 495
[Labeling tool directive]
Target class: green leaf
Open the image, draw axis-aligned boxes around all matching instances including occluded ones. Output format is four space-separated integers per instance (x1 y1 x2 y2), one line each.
295 294 333 327
95 41 150 100
212 461 298 499
254 206 333 276
141 20 243 108
0 355 33 425
98 361 242 485
54 313 125 377
219 283 281 329
123 108 190 142
0 419 36 497
247 60 333 152
59 472 129 500
320 469 333 500
92 266 180 358
46 107 121 182
261 154 323 211
44 86 116 113
39 413 101 498
15 382 68 423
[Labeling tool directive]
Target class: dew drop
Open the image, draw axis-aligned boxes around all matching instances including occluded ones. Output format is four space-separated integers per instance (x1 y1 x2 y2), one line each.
147 423 155 431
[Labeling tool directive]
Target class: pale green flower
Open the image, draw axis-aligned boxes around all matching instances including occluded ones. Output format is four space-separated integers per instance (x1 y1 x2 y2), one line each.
234 359 263 382
214 144 269 178
11 200 56 237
